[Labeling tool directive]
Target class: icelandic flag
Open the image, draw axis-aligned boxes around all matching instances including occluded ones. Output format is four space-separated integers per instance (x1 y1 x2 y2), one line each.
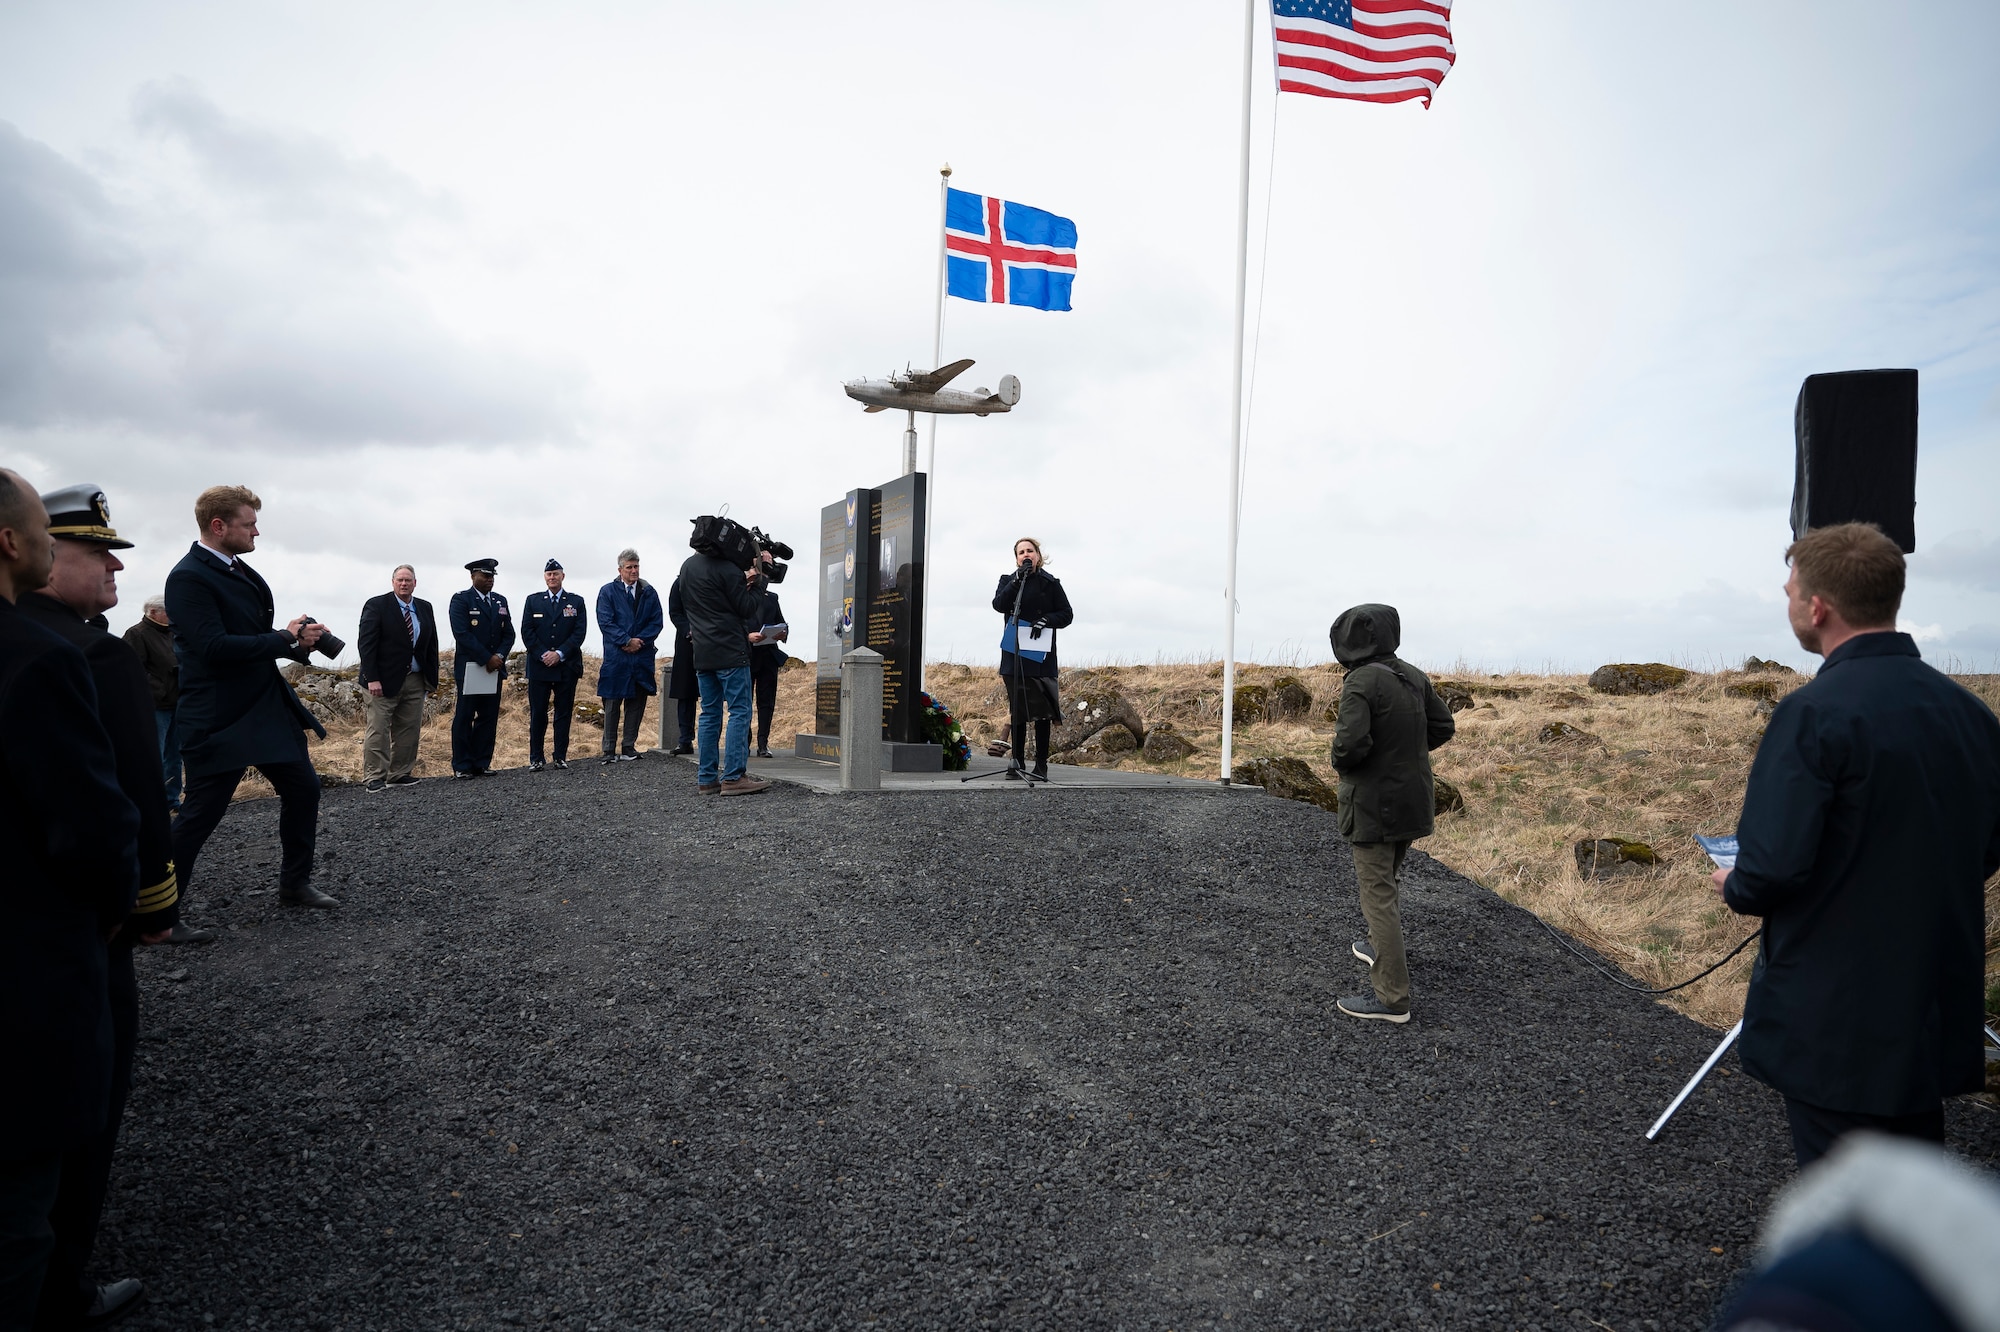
945 188 1077 311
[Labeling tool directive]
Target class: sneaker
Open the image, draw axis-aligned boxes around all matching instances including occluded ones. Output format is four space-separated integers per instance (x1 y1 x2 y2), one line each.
1336 994 1410 1024
600 754 617 765
365 778 387 793
616 752 641 762
386 774 418 787
553 759 570 770
1352 939 1376 968
718 776 772 797
528 761 545 772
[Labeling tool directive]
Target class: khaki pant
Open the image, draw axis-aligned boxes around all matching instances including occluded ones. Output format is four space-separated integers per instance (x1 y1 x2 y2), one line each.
363 675 427 782
1351 840 1412 1008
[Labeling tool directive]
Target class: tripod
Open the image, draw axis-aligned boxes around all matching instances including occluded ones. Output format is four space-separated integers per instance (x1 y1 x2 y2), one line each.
963 561 1050 787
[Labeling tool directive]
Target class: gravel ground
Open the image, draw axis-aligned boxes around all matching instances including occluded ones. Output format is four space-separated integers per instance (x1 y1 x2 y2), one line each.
101 761 1999 1331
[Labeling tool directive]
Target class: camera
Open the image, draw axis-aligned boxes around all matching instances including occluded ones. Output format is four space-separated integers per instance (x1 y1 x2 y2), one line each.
299 615 346 660
751 526 793 583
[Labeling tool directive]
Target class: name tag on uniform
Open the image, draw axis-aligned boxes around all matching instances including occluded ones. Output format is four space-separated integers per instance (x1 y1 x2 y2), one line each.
531 612 544 618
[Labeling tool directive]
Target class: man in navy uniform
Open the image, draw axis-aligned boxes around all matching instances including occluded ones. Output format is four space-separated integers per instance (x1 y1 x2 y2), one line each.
166 485 335 909
21 484 190 1326
0 471 142 1329
521 558 587 771
448 558 514 777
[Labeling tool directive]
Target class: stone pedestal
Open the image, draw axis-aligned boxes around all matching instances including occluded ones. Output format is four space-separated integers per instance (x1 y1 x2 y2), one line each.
839 648 884 791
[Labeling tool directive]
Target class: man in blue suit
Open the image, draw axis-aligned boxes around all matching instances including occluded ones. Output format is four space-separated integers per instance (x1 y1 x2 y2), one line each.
165 485 336 909
521 558 587 771
448 558 514 777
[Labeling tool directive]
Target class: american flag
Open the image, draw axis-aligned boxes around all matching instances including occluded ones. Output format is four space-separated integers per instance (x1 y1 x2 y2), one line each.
1270 0 1455 108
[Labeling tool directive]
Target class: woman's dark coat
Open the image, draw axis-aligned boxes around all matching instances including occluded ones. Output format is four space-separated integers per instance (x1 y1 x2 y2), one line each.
992 568 1073 681
1328 604 1455 844
1724 631 2000 1117
666 577 696 701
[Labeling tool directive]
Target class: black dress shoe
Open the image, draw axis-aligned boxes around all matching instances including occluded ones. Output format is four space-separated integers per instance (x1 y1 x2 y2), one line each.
670 744 694 756
158 922 216 945
279 886 340 909
451 770 474 780
1032 760 1049 780
553 759 570 770
755 747 774 759
528 760 545 772
80 1276 144 1325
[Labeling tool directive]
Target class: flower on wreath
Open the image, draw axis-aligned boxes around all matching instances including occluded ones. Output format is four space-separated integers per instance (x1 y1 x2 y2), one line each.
917 690 972 771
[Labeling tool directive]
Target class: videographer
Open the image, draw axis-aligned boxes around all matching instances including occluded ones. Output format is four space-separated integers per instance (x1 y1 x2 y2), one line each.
678 522 771 796
991 537 1072 780
165 485 340 909
1715 522 2000 1167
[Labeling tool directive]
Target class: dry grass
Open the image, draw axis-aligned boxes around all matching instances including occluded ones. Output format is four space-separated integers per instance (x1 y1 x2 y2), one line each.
278 654 1999 1033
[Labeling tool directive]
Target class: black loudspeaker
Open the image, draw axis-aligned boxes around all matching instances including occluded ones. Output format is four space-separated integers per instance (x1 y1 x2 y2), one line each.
1791 369 1918 553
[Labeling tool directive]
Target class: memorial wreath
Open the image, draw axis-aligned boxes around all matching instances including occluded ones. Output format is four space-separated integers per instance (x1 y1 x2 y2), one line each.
917 690 971 771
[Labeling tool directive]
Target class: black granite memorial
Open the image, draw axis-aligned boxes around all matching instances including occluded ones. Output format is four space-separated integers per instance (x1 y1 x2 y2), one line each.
796 472 940 771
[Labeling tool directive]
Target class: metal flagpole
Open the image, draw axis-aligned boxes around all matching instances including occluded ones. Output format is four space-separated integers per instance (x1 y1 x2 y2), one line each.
1220 0 1255 785
920 164 951 695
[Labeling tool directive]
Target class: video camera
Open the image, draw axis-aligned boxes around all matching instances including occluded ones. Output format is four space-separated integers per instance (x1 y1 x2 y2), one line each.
751 526 792 583
689 515 791 583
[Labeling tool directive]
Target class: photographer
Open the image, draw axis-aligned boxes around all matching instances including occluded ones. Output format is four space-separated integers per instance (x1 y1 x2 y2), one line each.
165 485 339 909
678 523 771 796
991 537 1072 780
1715 522 2000 1167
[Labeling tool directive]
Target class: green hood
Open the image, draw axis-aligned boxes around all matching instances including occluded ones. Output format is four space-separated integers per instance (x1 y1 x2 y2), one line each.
1330 603 1401 668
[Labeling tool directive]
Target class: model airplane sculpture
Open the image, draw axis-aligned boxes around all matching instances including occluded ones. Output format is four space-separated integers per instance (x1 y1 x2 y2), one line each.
843 358 1021 417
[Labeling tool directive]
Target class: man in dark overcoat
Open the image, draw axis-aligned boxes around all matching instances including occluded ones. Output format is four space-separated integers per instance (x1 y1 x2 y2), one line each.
120 596 181 811
521 558 587 771
665 575 696 756
1328 603 1455 1025
0 470 141 1329
1717 522 2000 1167
447 558 514 777
22 484 190 1325
165 484 335 909
595 548 663 763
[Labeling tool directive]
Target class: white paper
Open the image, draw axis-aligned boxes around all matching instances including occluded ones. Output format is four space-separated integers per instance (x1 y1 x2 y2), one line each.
1016 624 1049 652
461 662 500 695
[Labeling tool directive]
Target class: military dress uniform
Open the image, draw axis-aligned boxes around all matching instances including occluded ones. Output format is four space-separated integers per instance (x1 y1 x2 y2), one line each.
521 558 588 768
448 559 515 775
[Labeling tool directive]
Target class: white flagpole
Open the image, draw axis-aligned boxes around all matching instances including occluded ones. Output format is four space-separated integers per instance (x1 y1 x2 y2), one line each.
920 164 951 695
1220 0 1254 785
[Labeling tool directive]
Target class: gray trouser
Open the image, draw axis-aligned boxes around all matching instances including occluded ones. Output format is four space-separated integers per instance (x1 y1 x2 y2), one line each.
1351 840 1412 1007
602 695 647 753
362 675 427 782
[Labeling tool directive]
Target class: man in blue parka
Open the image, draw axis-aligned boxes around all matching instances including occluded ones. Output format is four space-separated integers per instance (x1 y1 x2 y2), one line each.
595 548 663 763
1716 522 2000 1167
447 558 514 777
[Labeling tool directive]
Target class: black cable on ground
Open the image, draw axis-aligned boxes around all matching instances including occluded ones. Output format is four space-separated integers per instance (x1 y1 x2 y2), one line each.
1519 904 1762 995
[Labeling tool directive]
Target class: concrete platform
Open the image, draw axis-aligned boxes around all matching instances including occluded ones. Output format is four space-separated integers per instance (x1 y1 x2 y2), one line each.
673 749 1244 794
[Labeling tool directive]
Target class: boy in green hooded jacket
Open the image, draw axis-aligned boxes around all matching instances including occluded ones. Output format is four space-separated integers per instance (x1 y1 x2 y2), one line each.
1328 603 1456 1022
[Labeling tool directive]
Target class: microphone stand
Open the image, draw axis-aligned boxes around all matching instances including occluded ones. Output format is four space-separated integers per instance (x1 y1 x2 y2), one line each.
963 561 1049 787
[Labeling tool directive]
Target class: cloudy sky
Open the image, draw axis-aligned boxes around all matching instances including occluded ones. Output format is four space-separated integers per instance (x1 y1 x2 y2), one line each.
4 0 1996 674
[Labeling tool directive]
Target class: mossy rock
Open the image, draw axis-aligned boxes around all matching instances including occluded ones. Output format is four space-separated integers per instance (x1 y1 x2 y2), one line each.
1141 722 1196 763
1052 683 1146 753
573 698 605 728
1231 756 1339 814
1434 774 1465 815
1574 837 1658 878
1588 663 1692 696
1232 684 1270 727
1267 676 1313 720
1096 726 1137 754
1743 656 1798 675
1538 720 1598 745
1547 690 1589 709
1433 681 1476 714
1724 679 1781 702
782 655 809 672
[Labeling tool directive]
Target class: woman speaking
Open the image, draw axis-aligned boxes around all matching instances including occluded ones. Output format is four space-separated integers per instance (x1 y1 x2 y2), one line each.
992 537 1073 779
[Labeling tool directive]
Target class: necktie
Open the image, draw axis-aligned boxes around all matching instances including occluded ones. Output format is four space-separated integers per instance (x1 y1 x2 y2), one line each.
402 601 417 644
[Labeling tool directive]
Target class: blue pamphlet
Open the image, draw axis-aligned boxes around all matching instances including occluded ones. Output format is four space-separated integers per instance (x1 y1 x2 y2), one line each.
1002 621 1049 663
1694 834 1738 870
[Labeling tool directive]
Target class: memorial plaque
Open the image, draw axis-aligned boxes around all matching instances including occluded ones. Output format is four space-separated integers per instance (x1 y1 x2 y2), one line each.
813 489 867 736
864 473 926 743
